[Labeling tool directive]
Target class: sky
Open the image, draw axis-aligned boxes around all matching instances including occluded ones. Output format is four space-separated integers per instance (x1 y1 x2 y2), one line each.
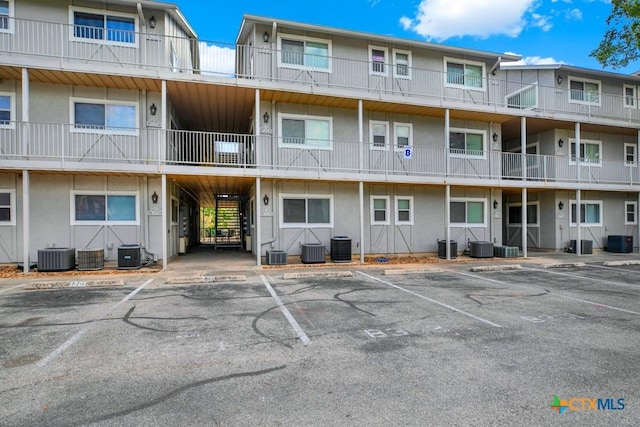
169 0 630 75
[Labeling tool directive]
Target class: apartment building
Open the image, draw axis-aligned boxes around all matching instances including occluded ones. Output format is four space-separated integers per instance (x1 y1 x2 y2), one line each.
0 0 639 271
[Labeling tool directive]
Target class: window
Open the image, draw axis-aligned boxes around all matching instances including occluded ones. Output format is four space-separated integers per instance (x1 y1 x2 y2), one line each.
395 196 413 225
71 99 137 134
370 46 388 75
0 0 13 32
73 192 138 225
393 49 411 79
0 92 14 128
281 195 333 227
624 84 636 108
71 8 137 45
445 58 484 89
371 196 390 225
625 201 637 225
625 143 637 166
370 121 389 150
394 123 412 150
450 129 485 157
570 139 601 165
570 201 602 226
280 114 332 149
0 190 15 225
279 35 331 71
507 203 539 226
450 199 486 227
569 77 600 105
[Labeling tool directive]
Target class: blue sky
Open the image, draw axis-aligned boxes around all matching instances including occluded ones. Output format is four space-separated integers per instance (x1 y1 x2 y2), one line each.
170 0 627 74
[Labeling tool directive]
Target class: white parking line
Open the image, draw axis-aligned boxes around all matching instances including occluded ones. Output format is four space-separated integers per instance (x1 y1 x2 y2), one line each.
37 279 155 367
260 275 311 346
455 270 640 316
356 271 502 328
523 267 640 290
0 283 27 294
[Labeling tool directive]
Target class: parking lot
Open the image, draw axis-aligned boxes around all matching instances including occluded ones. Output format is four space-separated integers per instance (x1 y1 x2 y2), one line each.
1 261 639 426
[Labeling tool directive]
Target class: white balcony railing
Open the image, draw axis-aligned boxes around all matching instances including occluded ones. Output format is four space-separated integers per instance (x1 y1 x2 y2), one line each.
0 123 638 186
1 17 640 126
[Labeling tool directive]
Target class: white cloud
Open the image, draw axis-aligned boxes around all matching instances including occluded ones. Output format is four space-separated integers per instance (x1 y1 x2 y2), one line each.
198 42 235 76
566 8 583 20
531 13 553 31
399 0 539 41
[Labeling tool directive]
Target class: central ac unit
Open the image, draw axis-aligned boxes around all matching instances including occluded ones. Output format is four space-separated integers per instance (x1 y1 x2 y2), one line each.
266 250 287 265
118 245 141 269
37 248 76 272
470 241 494 258
301 243 325 264
78 248 104 270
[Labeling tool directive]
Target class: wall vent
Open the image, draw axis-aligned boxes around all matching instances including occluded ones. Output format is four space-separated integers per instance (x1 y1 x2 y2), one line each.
37 248 76 272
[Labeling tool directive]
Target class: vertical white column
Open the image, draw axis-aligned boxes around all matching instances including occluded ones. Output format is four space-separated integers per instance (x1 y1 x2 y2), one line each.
445 184 451 260
160 80 167 165
22 69 30 273
256 177 262 266
575 122 581 256
22 170 30 273
358 99 363 172
445 109 450 176
255 89 261 167
521 116 527 258
522 187 528 258
359 181 364 264
161 174 168 269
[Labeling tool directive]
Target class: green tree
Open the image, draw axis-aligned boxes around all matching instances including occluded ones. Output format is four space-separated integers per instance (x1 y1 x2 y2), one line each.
591 0 640 69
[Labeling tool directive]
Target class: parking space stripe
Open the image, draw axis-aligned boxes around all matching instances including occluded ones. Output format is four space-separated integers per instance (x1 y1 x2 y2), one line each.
455 270 640 316
260 275 311 346
356 271 502 328
37 279 155 367
0 283 27 294
523 267 640 290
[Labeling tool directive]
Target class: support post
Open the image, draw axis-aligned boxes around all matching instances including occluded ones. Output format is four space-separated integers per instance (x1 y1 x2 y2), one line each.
445 184 451 260
22 170 30 273
575 122 581 256
358 99 363 172
522 187 528 258
161 174 168 269
256 177 262 267
445 109 450 177
359 181 364 264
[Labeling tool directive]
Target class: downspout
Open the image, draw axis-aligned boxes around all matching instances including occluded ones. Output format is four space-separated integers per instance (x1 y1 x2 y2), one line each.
271 21 277 80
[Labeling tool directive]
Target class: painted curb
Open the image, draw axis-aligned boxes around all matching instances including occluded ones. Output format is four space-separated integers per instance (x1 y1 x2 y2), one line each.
541 262 587 269
603 260 640 266
469 265 522 272
165 275 246 284
282 271 353 280
26 280 124 290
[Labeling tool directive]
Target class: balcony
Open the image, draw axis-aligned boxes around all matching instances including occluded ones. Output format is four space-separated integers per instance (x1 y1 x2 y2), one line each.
1 18 639 127
0 123 637 188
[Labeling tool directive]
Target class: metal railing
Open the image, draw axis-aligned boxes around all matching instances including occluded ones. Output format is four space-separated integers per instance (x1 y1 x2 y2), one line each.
1 17 640 125
0 123 638 185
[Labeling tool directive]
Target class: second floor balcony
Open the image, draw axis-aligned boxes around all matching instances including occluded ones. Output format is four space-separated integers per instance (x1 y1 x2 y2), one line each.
1 18 639 128
0 122 638 189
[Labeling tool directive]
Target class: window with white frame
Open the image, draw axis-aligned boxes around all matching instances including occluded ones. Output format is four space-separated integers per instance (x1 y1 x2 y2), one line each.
370 46 388 75
280 114 332 149
279 35 331 71
371 196 390 225
569 77 600 105
281 195 332 227
0 92 14 128
393 49 411 79
70 7 137 45
395 196 413 225
450 129 485 157
625 201 637 225
71 98 137 134
570 200 602 226
0 190 15 225
394 123 412 150
0 0 14 32
625 143 637 166
624 84 636 108
370 121 389 150
72 192 138 225
507 202 539 226
450 198 486 227
445 58 484 89
570 139 601 165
